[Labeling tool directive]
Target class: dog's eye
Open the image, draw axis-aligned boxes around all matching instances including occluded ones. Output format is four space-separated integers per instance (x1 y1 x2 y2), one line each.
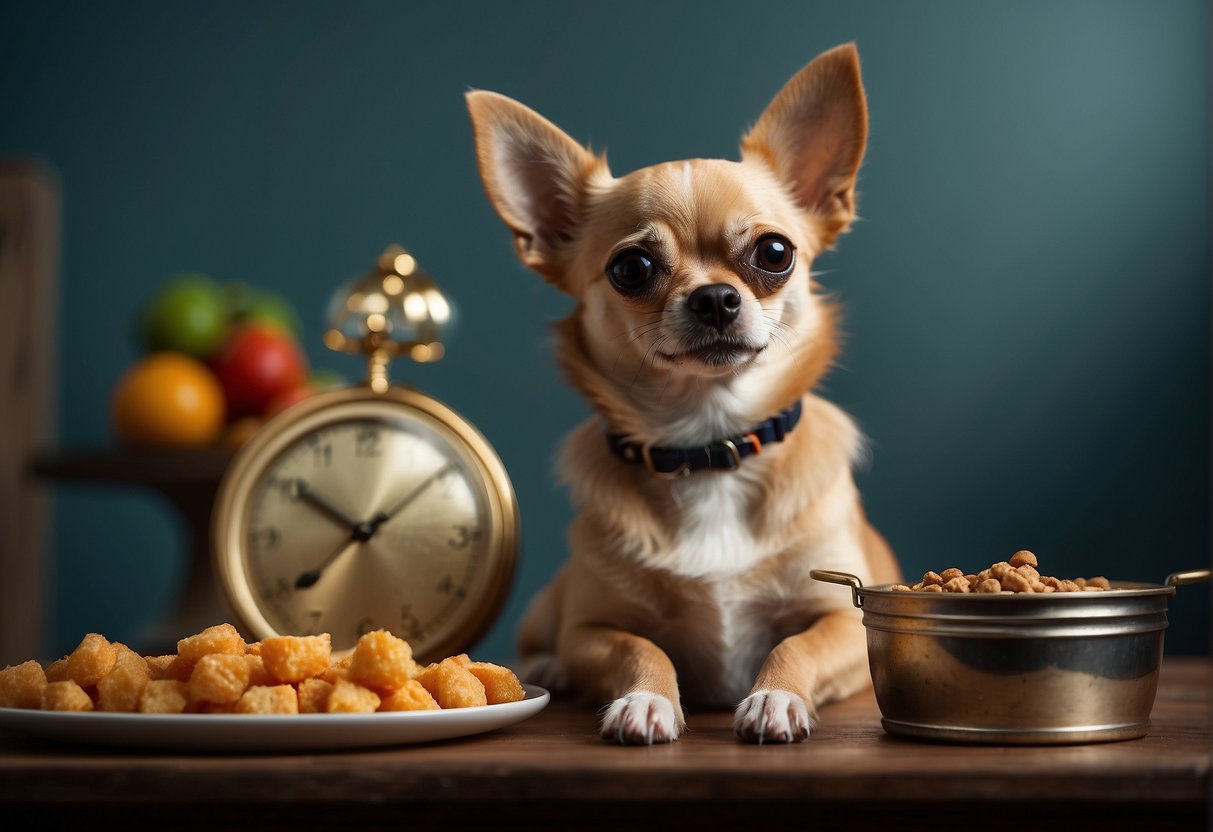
607 248 657 292
751 235 795 274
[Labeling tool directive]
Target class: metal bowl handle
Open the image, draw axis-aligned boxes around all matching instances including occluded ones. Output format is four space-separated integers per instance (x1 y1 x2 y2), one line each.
1166 568 1211 588
810 569 866 609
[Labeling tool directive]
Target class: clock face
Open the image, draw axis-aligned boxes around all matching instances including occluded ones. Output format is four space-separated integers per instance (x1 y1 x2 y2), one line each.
213 390 518 659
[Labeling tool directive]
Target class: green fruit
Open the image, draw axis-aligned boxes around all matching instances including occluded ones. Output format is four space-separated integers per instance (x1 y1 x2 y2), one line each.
227 282 300 335
309 369 346 390
140 273 231 359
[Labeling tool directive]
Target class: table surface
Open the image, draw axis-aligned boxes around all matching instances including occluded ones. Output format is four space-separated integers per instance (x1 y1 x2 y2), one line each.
2 658 1209 831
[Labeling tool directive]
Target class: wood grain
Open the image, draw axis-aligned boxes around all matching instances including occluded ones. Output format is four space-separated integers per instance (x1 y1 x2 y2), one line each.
0 658 1207 830
0 162 59 667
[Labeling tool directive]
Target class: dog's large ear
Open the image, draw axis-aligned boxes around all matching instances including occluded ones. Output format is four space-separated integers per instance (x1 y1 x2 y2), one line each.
741 43 868 246
466 90 607 285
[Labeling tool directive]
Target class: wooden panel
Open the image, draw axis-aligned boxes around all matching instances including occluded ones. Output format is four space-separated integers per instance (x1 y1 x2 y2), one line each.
0 162 59 666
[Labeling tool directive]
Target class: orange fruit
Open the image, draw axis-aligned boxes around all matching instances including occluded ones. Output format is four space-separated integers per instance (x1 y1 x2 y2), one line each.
111 352 226 446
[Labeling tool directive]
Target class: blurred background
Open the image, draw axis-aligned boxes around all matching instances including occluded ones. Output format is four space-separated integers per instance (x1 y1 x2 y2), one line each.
1 0 1208 663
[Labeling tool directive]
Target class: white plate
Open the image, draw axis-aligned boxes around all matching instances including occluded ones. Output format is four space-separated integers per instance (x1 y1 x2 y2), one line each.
0 684 549 751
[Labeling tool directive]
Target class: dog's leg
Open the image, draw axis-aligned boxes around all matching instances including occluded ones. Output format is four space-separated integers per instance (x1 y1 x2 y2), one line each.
514 569 570 694
733 609 867 744
558 624 684 745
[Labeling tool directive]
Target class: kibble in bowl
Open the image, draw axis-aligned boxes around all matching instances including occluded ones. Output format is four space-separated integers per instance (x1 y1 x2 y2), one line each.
890 550 1111 595
812 553 1209 745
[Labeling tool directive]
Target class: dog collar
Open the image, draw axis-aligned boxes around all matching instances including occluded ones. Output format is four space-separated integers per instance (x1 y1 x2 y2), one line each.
606 400 803 479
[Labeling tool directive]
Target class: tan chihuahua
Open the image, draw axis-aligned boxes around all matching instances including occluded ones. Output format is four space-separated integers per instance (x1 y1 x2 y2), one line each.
466 43 901 745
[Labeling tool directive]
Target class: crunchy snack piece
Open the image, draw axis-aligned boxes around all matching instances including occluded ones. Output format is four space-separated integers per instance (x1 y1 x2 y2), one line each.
260 634 331 684
297 678 334 713
0 660 48 709
245 654 274 687
97 647 150 712
66 633 118 687
2 620 529 716
139 679 189 714
44 657 70 683
467 662 526 705
144 655 175 680
42 680 94 712
177 623 246 664
416 658 488 709
1009 550 1038 569
890 584 912 591
942 576 971 594
348 630 415 692
326 678 381 713
999 571 1032 593
379 680 441 712
236 685 299 715
188 653 251 705
902 552 1113 594
321 653 353 684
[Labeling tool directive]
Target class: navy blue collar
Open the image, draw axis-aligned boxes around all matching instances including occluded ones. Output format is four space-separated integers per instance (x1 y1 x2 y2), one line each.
606 400 803 479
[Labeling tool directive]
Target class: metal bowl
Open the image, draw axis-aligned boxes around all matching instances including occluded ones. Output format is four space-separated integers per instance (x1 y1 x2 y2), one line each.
811 568 1210 745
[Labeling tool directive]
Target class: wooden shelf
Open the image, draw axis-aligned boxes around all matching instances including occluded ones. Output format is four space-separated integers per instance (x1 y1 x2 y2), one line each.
31 447 237 652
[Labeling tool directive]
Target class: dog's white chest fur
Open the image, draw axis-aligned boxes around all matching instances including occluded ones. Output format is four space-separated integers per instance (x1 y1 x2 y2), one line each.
661 473 765 579
647 473 788 704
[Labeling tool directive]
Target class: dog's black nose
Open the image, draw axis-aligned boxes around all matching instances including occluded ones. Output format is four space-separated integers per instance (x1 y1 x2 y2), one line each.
688 284 742 331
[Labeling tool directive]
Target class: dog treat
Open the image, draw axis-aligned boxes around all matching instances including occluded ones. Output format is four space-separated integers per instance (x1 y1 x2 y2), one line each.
235 684 299 715
348 629 415 692
890 551 1111 594
138 679 189 714
326 678 381 713
96 646 150 712
259 634 331 684
0 625 526 715
379 680 441 712
0 661 47 709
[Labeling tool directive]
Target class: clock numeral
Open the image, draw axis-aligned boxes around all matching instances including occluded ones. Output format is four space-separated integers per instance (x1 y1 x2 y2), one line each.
268 476 302 501
250 527 281 550
304 610 323 636
313 443 333 468
436 576 468 600
355 617 378 638
399 604 422 640
448 524 482 550
261 578 292 602
355 426 382 458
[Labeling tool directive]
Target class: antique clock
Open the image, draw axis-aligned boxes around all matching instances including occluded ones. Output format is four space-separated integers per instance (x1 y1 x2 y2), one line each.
212 246 519 660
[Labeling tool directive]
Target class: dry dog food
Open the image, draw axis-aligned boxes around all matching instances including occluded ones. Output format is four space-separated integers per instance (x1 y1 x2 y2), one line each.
0 623 526 714
891 550 1111 594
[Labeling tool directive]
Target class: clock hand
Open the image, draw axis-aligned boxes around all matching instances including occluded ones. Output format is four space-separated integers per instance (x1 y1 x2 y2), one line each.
295 479 361 532
294 537 361 589
369 462 457 530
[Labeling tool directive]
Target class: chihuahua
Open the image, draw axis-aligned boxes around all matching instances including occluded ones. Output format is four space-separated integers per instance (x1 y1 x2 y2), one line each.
466 43 901 744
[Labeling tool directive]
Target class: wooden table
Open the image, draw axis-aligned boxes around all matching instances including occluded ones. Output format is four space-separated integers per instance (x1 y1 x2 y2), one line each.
1 658 1208 831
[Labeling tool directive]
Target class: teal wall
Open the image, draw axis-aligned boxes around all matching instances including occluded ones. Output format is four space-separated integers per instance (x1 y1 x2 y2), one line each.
3 0 1208 660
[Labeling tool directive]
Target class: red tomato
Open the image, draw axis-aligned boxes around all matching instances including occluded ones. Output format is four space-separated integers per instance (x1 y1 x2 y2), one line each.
210 325 309 419
264 384 316 419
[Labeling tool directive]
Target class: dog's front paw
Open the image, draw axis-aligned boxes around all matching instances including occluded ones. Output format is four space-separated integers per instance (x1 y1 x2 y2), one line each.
600 691 681 745
733 690 815 744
